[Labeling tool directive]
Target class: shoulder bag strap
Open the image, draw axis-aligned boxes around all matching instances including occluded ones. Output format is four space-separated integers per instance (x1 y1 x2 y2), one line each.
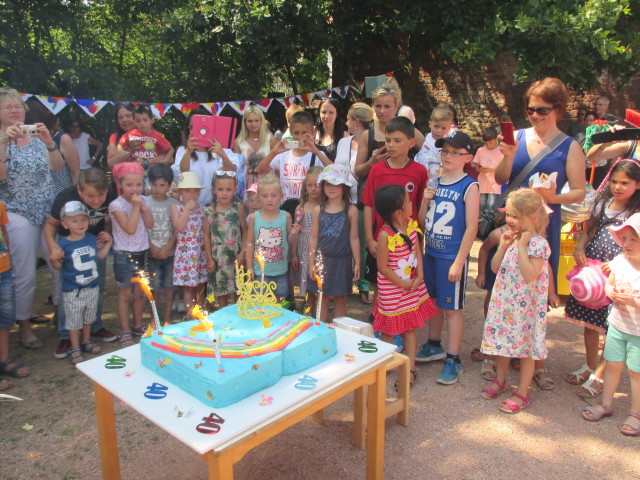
493 132 567 208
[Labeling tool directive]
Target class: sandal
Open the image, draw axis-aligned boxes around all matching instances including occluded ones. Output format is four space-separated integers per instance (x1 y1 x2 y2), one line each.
620 413 640 436
0 358 31 378
0 377 14 391
581 402 613 422
131 325 146 336
481 378 507 399
80 340 102 355
481 359 496 381
28 314 50 324
119 332 134 348
565 363 593 385
359 290 373 305
533 368 555 391
20 338 43 350
576 374 603 398
498 392 530 414
394 370 417 390
69 348 85 365
470 348 485 362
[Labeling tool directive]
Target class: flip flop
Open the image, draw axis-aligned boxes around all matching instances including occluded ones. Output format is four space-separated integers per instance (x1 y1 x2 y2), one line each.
359 291 373 305
620 413 640 436
28 314 50 324
470 348 485 362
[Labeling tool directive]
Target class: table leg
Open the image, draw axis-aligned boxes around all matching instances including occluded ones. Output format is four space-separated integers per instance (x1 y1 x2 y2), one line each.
204 450 235 480
94 383 121 480
365 365 386 480
352 386 366 449
312 409 324 424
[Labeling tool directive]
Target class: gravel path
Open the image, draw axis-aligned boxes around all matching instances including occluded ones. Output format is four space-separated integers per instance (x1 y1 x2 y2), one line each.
2 241 637 479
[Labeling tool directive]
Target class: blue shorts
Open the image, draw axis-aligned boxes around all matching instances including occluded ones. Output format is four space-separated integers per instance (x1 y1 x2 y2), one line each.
150 255 174 290
0 269 16 329
604 324 640 373
423 253 468 310
264 272 289 299
113 250 149 289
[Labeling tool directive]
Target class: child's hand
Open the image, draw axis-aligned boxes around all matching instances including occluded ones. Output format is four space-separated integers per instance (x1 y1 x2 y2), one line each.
448 262 464 283
96 231 111 248
573 245 587 266
548 291 561 308
366 238 377 258
409 275 423 292
209 139 224 156
49 245 64 264
601 261 611 276
129 139 141 150
149 243 161 259
308 264 316 281
159 244 171 259
475 273 486 289
187 136 201 151
208 258 216 273
422 186 436 204
610 288 635 307
518 231 531 249
272 139 288 155
291 255 299 271
499 231 514 248
184 198 198 211
352 264 360 282
131 194 142 207
300 134 315 152
290 222 301 236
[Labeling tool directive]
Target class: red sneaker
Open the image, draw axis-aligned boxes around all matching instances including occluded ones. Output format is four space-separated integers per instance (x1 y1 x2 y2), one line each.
54 339 71 359
92 328 118 343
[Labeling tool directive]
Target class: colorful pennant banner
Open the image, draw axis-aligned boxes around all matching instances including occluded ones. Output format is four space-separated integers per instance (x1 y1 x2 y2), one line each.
21 72 393 119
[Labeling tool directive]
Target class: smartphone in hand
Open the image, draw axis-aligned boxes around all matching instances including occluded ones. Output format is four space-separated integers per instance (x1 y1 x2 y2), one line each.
500 121 515 145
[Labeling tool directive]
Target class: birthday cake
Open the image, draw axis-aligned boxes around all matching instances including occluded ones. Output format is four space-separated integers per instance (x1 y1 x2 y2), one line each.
140 266 337 407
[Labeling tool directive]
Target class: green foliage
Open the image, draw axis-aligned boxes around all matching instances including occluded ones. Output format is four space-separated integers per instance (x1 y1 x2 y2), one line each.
0 0 638 102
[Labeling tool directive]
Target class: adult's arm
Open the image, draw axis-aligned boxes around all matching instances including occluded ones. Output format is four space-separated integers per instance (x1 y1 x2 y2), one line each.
88 135 103 163
354 129 387 179
494 137 520 185
59 133 80 184
586 140 630 165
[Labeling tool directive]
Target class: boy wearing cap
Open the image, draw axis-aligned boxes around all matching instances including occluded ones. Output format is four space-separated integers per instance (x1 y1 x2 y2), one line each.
417 130 479 385
51 201 113 365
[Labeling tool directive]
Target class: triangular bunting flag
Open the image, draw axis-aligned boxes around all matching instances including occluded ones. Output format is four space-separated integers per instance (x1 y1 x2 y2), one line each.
35 95 72 115
252 98 273 113
149 103 171 118
299 93 311 106
200 103 213 114
179 103 202 115
20 92 34 102
332 86 349 98
74 99 109 117
352 81 365 94
227 101 247 115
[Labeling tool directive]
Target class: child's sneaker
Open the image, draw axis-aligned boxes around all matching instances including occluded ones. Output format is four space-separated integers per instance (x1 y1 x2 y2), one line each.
436 358 463 385
416 343 446 363
393 335 404 354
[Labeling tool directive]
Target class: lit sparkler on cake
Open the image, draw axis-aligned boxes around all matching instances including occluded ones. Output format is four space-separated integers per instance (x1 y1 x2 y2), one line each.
132 272 162 332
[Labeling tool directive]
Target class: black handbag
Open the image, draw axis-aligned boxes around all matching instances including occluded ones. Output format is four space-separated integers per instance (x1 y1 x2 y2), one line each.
477 132 567 240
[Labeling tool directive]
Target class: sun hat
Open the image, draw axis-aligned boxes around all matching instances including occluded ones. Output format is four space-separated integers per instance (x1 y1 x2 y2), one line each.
434 130 474 154
175 171 204 189
608 212 640 247
60 200 90 219
566 259 611 309
317 164 352 187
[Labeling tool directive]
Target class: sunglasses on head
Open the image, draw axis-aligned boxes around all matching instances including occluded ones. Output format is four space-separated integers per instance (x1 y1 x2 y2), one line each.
526 106 553 116
215 170 236 178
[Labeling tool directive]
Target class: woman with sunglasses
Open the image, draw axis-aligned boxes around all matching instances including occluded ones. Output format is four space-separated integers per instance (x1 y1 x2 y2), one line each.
175 107 239 206
495 77 586 391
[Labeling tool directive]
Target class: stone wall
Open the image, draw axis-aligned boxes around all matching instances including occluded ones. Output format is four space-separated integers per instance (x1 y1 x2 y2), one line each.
395 55 640 146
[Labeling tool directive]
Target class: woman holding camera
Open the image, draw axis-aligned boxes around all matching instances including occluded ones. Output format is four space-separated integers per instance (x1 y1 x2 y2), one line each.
0 87 64 349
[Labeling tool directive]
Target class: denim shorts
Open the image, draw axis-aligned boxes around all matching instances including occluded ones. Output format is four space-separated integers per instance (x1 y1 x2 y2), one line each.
604 324 640 373
113 250 149 289
264 272 289 299
150 255 174 289
0 269 16 329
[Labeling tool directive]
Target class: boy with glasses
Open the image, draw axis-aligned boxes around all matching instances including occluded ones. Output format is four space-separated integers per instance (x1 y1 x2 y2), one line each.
417 130 479 385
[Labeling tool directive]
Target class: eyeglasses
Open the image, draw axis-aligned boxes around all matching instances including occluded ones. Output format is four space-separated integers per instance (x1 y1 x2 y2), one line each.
215 170 236 178
526 106 553 116
0 104 25 111
440 149 468 158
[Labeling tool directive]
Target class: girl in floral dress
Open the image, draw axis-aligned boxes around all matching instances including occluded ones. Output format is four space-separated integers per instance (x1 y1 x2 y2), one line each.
481 189 550 414
171 172 207 315
204 171 247 308
372 185 437 385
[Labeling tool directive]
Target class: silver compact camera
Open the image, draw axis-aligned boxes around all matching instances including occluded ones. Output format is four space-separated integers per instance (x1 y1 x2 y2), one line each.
20 124 38 136
284 140 299 149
